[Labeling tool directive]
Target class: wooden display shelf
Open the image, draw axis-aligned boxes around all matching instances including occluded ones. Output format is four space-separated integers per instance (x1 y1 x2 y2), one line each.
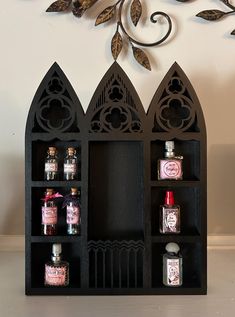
25 61 207 295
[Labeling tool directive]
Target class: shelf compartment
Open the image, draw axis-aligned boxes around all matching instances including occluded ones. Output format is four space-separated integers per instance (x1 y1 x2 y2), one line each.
30 242 80 289
88 141 144 240
31 187 81 236
152 242 202 288
32 140 81 181
151 140 200 181
88 240 144 289
151 186 201 236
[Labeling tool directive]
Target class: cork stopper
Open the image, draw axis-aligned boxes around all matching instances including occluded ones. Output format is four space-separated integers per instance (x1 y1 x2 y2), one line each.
67 147 76 155
48 147 57 155
165 242 180 254
46 188 54 196
71 188 80 196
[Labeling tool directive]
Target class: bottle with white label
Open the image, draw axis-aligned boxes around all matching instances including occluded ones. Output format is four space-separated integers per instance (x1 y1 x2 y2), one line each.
163 242 183 287
64 147 78 180
66 188 81 235
158 141 183 180
41 188 58 236
44 147 59 181
160 191 180 234
44 244 69 287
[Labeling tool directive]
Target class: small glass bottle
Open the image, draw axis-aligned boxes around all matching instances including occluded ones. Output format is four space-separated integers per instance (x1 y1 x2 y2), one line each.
160 191 180 234
66 188 81 235
44 147 59 181
41 188 57 236
163 242 183 287
158 141 183 180
64 147 78 180
44 243 69 287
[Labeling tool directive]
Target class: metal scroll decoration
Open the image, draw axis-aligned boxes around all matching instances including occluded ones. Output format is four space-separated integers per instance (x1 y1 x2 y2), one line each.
46 0 172 71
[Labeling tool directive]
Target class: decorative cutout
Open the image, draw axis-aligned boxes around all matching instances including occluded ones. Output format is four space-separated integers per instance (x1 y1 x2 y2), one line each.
27 63 84 133
148 63 204 135
87 62 145 133
88 240 144 288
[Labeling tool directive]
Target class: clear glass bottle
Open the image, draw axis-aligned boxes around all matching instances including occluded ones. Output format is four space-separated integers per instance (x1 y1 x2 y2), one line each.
160 191 180 234
41 188 57 236
44 147 59 181
44 244 69 287
64 147 78 180
163 242 183 287
158 141 183 180
66 188 81 235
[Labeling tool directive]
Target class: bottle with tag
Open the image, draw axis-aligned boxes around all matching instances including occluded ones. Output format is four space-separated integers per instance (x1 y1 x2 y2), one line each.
65 188 81 235
44 243 69 287
163 242 183 287
44 147 59 181
64 147 78 180
160 191 180 234
158 141 183 180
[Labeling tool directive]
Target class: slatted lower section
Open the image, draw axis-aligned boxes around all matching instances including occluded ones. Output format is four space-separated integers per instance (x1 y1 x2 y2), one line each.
88 240 144 289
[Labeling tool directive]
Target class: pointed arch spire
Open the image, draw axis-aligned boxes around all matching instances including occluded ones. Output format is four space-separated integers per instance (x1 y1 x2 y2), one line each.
147 62 206 136
86 62 146 133
26 62 84 134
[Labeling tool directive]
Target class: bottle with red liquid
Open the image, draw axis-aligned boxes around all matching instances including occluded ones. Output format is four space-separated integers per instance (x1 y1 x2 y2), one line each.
41 188 58 235
159 191 181 234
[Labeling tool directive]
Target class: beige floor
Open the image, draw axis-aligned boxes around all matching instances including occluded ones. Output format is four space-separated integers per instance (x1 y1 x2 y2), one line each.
0 250 234 317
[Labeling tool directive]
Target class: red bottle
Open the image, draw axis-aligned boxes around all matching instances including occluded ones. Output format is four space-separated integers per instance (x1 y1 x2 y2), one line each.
159 191 180 234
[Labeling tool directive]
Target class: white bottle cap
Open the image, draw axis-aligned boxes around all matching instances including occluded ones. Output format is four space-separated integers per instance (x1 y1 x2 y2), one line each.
165 141 174 151
165 242 180 253
52 243 62 256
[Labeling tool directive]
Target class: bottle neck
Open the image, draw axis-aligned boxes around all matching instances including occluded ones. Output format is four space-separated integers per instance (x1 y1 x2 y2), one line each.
52 255 61 263
165 150 175 158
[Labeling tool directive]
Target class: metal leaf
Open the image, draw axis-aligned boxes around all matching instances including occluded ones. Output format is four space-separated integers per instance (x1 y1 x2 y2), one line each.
46 0 72 12
72 0 98 17
132 46 151 71
95 5 116 26
231 29 235 35
130 0 142 27
196 10 226 21
111 31 123 60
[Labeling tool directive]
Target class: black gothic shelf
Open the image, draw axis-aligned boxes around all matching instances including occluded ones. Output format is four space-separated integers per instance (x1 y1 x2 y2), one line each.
25 61 207 295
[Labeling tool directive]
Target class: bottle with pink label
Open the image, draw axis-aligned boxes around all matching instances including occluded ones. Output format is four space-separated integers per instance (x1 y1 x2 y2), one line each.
44 147 59 181
160 191 180 234
64 188 81 235
64 147 78 180
44 243 69 287
163 242 182 287
158 141 183 180
41 188 62 236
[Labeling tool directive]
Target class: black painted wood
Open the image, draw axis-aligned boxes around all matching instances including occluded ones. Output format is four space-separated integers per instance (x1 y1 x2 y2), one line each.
25 61 207 295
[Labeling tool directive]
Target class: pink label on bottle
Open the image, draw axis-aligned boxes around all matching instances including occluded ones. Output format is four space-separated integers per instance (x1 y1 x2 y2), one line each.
167 259 180 286
42 207 57 225
66 206 80 224
163 208 179 233
45 265 66 286
159 159 182 179
45 163 58 172
64 163 76 173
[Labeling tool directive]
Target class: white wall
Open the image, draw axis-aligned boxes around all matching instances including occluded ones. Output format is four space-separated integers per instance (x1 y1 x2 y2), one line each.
1 0 235 234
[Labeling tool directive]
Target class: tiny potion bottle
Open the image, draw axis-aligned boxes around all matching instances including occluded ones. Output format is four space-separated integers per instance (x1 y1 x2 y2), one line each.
44 147 59 181
158 141 183 180
66 188 81 235
64 147 78 180
44 244 69 287
163 242 183 287
41 188 58 236
160 191 180 234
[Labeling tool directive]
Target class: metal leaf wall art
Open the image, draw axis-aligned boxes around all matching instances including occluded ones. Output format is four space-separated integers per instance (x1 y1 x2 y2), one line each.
46 0 235 72
46 0 172 71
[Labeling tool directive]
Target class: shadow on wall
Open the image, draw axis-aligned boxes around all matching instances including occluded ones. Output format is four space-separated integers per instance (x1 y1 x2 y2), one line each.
0 156 24 235
208 144 235 234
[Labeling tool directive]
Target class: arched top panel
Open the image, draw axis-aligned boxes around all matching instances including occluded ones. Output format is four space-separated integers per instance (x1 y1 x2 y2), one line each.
86 62 146 133
147 62 206 137
26 62 84 135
